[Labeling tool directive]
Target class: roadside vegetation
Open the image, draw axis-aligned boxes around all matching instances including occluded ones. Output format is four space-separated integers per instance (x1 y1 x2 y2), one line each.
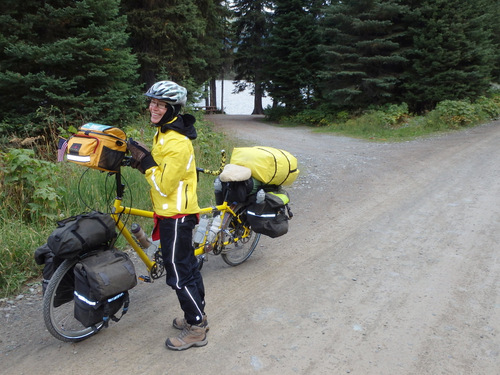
0 110 235 298
267 90 500 141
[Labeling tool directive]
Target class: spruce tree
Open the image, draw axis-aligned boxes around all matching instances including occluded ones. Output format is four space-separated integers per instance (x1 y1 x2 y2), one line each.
265 0 322 112
123 0 226 91
197 0 232 109
319 0 409 111
401 0 496 112
231 0 272 114
491 1 500 83
0 0 140 134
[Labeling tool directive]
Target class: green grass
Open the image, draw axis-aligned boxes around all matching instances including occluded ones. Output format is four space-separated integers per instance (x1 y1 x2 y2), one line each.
0 112 238 298
316 114 438 141
317 112 493 142
275 96 500 142
0 218 45 296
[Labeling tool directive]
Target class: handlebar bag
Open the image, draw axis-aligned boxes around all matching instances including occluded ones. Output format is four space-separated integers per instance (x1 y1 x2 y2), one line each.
47 211 116 259
66 123 127 172
73 249 137 328
246 191 291 238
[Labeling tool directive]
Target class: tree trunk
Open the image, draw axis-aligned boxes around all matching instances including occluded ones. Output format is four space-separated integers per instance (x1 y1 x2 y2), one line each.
209 79 217 110
204 82 209 107
252 81 265 115
221 78 224 114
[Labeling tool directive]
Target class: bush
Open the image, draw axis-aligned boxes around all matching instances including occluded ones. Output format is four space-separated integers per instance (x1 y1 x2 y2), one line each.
344 112 386 133
476 96 500 120
375 103 410 128
334 103 409 133
264 106 289 122
280 104 410 129
336 111 351 123
284 109 336 127
434 100 480 128
273 107 352 127
0 148 64 224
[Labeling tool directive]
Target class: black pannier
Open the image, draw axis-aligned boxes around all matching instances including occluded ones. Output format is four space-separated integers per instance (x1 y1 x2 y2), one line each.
34 243 73 306
48 211 116 259
216 164 256 204
221 178 255 204
246 191 292 238
73 249 137 328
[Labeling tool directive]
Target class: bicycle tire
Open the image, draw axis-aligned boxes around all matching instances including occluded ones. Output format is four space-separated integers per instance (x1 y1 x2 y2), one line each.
43 258 103 342
220 209 261 266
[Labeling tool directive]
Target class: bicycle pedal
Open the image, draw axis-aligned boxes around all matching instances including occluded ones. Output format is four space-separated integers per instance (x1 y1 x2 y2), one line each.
138 275 152 283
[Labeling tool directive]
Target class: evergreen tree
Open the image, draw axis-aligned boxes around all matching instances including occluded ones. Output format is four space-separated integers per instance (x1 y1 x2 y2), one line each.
231 0 272 114
319 0 409 111
265 0 322 112
0 0 140 134
123 0 226 92
401 0 496 112
491 1 500 83
198 0 232 110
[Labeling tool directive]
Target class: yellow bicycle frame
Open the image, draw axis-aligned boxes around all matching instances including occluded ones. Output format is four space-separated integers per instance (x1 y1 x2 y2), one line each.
111 197 155 269
110 197 247 273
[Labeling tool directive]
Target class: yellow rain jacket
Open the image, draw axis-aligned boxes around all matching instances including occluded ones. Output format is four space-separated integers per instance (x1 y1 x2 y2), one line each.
144 115 200 217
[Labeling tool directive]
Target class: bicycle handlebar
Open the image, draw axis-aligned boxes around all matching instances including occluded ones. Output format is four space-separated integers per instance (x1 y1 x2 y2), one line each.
121 156 133 167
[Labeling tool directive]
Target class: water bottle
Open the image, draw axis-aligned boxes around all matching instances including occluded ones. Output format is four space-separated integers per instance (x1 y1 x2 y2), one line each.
131 223 158 258
131 223 151 249
193 215 210 244
214 177 222 193
147 239 160 259
214 177 223 205
206 215 222 244
256 189 266 204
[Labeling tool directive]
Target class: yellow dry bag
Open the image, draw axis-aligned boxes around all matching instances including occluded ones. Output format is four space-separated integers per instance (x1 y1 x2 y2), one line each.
230 146 299 186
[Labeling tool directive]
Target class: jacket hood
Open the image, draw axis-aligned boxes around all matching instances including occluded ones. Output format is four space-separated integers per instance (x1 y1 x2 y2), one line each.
160 114 197 140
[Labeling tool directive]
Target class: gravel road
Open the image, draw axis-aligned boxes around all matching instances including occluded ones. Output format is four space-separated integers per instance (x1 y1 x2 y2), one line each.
1 115 499 375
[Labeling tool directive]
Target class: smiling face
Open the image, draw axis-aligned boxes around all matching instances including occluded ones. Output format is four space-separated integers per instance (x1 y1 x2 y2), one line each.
149 99 168 124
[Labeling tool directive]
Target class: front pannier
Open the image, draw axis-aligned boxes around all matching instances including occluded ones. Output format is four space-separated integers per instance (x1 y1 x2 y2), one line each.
67 123 127 173
73 249 137 328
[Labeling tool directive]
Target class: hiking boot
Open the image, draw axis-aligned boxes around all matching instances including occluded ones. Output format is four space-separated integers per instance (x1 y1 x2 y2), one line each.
172 315 209 332
165 323 207 351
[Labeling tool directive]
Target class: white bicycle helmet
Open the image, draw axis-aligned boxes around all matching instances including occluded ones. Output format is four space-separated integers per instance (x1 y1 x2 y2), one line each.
144 81 187 106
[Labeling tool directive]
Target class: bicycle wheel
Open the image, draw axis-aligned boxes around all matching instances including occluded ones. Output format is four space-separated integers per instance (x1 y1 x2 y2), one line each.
43 258 103 342
220 209 261 266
